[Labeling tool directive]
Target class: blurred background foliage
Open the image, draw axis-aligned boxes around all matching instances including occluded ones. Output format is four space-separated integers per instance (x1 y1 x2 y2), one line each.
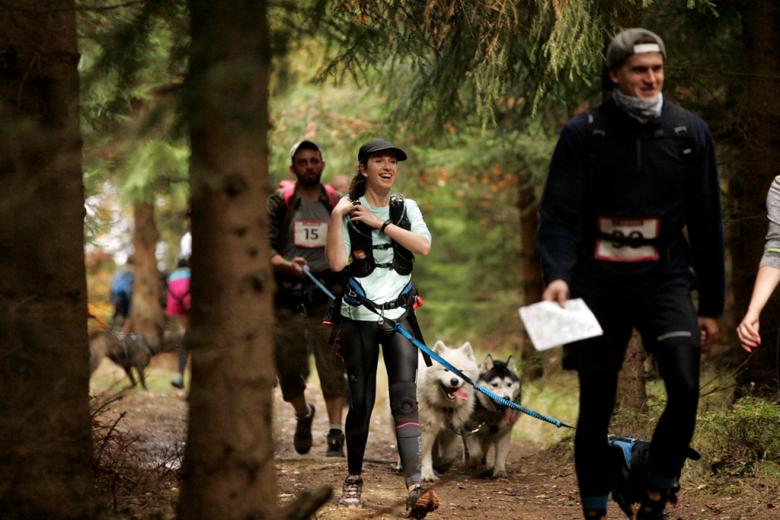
77 0 767 371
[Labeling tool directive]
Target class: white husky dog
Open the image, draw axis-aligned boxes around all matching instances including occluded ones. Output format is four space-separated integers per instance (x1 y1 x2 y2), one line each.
415 340 480 482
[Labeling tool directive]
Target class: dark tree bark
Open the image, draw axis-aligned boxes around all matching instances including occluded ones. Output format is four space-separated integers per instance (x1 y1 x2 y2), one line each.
0 1 95 517
732 0 780 395
616 330 647 414
178 1 278 518
129 200 165 337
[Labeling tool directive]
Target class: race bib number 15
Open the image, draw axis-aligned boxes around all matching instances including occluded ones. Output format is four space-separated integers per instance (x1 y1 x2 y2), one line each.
293 220 328 248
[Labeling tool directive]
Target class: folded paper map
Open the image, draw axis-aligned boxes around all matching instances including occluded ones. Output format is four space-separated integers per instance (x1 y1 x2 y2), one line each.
518 299 604 351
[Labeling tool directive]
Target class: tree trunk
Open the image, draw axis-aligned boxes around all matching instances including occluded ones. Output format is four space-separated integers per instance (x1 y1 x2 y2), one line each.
519 174 543 381
0 1 95 517
616 330 647 413
178 1 278 519
733 0 780 395
130 200 165 337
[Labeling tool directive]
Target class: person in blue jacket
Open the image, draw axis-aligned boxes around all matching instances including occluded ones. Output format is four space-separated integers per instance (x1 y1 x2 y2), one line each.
538 28 725 520
110 255 135 334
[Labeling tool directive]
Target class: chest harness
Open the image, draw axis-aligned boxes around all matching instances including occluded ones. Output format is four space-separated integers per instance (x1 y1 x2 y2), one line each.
586 101 695 253
324 193 429 363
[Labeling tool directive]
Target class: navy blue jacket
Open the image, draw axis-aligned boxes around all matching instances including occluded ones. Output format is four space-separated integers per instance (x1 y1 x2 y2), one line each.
538 99 725 317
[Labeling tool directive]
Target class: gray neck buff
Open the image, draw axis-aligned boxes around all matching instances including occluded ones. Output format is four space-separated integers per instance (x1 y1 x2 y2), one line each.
612 89 664 123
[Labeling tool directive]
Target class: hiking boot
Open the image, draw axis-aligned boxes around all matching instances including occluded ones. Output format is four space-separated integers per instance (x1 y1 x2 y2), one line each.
337 476 363 509
326 428 345 458
635 488 669 520
405 484 439 519
171 373 184 389
293 404 315 455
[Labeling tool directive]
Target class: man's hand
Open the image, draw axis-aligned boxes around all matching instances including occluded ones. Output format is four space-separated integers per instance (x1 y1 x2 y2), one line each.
271 255 308 278
542 279 569 308
698 316 719 348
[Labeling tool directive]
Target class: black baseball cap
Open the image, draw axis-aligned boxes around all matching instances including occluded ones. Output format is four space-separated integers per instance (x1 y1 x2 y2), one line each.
357 139 407 162
289 140 321 163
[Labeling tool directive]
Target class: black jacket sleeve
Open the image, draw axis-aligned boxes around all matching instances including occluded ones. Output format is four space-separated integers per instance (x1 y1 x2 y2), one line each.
684 115 725 317
538 120 588 287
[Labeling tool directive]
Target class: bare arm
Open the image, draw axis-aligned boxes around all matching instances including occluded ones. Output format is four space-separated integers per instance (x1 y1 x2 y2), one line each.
326 196 353 271
737 265 780 352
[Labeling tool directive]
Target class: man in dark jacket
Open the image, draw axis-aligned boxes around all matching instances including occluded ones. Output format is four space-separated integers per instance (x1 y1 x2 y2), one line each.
269 140 347 457
538 28 724 520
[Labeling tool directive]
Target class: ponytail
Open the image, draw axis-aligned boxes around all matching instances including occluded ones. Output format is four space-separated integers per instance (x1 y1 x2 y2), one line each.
348 163 367 199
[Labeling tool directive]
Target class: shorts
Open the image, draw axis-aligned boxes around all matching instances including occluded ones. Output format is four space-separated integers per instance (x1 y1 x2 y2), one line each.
274 300 346 401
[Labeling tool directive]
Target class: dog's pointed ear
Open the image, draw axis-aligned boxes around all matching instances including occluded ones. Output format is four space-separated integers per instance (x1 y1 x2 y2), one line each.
506 356 518 375
481 354 494 371
433 340 447 354
459 342 474 359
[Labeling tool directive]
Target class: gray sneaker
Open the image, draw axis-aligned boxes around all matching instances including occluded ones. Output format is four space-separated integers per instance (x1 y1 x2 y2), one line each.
337 476 362 509
293 404 315 455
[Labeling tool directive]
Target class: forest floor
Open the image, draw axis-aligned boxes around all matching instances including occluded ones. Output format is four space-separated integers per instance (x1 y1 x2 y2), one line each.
90 353 780 520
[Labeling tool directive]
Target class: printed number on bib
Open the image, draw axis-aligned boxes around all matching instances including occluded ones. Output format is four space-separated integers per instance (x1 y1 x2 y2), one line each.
293 220 328 248
595 217 660 262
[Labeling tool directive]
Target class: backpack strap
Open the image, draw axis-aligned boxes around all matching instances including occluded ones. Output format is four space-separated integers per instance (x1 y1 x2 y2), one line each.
665 101 695 165
585 106 607 179
586 101 695 175
281 180 296 207
324 184 340 209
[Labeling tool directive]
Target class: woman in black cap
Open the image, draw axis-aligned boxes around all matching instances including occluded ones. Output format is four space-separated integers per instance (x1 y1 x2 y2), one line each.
326 139 438 518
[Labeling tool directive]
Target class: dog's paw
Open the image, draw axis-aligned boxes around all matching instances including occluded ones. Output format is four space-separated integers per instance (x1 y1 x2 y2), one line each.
420 469 439 482
491 469 508 479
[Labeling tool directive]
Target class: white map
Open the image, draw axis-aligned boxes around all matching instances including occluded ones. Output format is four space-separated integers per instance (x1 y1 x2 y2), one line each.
518 298 604 351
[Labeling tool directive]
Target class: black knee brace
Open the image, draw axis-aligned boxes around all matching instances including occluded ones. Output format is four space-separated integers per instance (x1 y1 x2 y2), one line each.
389 382 420 438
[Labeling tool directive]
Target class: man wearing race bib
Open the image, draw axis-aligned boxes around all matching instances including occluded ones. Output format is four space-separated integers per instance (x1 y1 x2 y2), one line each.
538 28 725 520
268 140 348 458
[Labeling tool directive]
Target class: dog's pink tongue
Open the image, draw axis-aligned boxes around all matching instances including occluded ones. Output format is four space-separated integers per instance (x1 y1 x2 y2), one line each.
453 388 469 400
504 407 513 424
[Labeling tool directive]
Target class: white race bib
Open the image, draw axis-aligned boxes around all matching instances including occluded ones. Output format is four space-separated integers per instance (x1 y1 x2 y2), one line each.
293 220 328 248
595 217 660 262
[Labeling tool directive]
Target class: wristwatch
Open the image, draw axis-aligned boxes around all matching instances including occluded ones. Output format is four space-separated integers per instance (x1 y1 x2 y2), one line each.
380 219 392 233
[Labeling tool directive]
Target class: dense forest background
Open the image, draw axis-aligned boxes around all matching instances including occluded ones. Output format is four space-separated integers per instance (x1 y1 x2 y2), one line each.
2 0 780 518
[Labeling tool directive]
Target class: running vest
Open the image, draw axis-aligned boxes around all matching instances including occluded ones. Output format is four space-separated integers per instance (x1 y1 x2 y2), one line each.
347 193 414 277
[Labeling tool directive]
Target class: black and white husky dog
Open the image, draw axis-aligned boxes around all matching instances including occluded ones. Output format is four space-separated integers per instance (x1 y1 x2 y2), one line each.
463 354 522 478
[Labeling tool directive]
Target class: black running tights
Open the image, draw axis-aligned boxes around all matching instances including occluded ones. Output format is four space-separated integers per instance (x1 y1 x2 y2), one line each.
338 316 420 483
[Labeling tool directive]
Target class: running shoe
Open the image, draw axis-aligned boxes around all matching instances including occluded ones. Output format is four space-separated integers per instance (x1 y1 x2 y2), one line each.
293 404 315 455
337 476 363 509
405 484 439 519
326 429 345 458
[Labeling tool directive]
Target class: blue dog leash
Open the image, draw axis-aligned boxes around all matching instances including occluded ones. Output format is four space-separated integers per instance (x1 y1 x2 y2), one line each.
305 266 574 429
303 267 336 299
392 322 574 429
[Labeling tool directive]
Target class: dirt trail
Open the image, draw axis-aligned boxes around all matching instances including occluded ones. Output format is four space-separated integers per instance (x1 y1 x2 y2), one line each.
91 353 779 519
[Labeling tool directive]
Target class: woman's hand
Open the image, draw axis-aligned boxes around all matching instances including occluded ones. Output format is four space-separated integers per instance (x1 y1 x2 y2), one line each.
737 311 761 353
333 196 356 219
349 204 384 230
